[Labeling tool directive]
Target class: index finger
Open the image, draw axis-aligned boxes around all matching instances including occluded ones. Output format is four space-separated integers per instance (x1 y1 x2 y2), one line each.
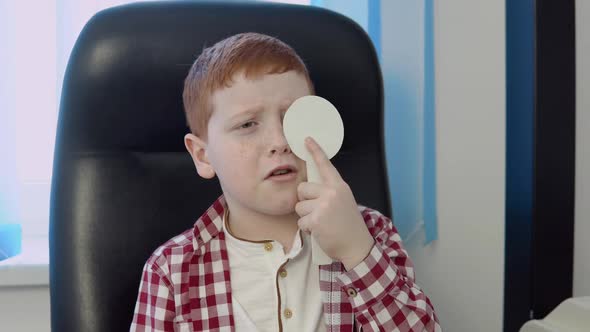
305 136 341 183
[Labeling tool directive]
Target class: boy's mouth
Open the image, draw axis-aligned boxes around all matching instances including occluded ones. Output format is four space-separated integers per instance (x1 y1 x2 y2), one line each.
265 165 297 179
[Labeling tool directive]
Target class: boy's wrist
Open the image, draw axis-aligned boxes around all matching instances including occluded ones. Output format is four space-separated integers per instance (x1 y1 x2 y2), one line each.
341 236 375 271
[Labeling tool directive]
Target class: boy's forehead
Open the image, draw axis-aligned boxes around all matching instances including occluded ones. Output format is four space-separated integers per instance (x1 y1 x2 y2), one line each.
211 70 312 117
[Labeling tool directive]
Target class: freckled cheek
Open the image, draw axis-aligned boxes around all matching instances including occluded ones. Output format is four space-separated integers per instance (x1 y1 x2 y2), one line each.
236 137 266 159
218 141 262 179
237 142 250 160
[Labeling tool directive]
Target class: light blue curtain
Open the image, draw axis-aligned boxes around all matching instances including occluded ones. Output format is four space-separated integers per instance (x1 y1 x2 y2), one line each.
0 1 22 261
422 0 437 244
314 0 438 244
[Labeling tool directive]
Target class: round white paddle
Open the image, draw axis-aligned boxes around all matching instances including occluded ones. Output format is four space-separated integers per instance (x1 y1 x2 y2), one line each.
283 95 344 265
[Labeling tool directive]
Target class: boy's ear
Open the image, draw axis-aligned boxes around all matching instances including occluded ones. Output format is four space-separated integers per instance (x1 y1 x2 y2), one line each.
184 133 216 179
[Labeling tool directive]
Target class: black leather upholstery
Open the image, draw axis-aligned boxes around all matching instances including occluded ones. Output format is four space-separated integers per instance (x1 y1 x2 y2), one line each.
49 1 390 331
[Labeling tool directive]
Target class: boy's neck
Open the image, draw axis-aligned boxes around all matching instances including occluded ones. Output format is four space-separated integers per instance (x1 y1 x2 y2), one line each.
224 200 300 253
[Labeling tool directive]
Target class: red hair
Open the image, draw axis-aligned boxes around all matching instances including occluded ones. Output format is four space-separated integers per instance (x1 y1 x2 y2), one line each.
183 32 314 137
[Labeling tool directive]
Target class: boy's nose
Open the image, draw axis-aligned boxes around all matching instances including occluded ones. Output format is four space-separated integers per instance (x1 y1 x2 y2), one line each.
269 130 291 155
270 142 291 155
268 120 292 155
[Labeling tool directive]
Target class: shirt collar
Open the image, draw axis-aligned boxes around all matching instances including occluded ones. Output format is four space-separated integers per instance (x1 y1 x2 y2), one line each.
192 194 304 256
223 207 305 258
191 194 226 252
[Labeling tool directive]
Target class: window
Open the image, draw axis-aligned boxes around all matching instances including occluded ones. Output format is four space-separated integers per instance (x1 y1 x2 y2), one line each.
0 0 314 283
0 0 184 285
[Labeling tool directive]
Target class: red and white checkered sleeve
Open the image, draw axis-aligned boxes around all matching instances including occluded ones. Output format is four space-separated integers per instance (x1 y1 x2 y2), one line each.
336 209 441 332
130 259 176 332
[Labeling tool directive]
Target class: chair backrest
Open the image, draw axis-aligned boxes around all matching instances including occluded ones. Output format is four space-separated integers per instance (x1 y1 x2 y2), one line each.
49 1 390 331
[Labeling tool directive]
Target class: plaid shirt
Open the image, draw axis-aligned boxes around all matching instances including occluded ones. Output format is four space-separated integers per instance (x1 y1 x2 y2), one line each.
131 196 441 332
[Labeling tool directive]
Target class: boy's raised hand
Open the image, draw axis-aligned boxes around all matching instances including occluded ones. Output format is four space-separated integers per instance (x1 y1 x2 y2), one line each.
295 137 375 270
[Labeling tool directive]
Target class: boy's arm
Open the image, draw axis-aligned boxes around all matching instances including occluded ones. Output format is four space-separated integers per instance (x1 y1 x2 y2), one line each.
296 137 440 331
130 260 176 332
336 209 441 332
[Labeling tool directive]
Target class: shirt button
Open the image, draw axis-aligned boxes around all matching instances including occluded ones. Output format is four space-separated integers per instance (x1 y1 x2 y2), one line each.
264 242 273 252
279 269 288 278
284 308 293 319
346 287 358 298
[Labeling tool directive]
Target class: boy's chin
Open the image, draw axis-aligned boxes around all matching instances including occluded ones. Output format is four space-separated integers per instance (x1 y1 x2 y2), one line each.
259 196 298 216
262 208 297 218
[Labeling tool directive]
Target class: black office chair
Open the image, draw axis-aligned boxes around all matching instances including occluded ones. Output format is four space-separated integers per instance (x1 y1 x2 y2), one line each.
49 1 390 331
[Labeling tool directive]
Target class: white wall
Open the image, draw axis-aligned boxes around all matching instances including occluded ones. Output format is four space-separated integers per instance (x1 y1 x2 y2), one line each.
0 286 50 332
400 1 506 331
574 0 590 297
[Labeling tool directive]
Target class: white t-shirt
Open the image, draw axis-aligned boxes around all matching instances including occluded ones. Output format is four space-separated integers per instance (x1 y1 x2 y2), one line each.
223 211 326 332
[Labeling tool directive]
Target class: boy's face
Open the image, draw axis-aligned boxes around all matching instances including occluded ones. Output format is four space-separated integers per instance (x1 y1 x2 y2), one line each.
185 70 311 216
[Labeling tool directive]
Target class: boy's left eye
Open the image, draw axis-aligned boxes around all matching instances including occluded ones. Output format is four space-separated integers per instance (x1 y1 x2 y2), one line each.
239 121 256 129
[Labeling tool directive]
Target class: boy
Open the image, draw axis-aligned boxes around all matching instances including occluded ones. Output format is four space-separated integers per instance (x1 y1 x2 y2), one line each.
131 32 440 332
